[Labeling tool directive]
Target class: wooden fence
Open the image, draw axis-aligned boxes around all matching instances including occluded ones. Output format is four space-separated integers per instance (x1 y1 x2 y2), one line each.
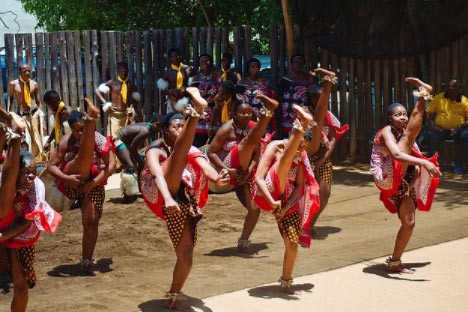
2 26 467 162
270 26 468 162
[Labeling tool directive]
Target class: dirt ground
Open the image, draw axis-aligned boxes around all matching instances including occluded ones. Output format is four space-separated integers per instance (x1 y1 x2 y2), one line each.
1 163 467 311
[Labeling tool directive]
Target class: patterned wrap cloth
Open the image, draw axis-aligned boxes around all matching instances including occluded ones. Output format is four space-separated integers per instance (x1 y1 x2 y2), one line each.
279 77 315 133
140 146 209 248
252 149 320 248
239 79 276 132
370 126 440 213
193 74 219 135
0 177 62 288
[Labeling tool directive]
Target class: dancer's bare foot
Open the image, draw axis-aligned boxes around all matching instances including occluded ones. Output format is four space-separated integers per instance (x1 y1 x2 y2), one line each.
256 94 279 112
312 67 336 77
10 112 27 134
185 87 208 114
405 77 433 93
0 107 12 127
83 97 100 119
292 104 313 128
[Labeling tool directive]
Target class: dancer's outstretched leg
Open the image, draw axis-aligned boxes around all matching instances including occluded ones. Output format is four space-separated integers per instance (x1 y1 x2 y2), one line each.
275 105 313 192
64 98 100 180
163 87 207 195
308 68 336 155
399 78 433 153
237 94 278 169
0 113 25 219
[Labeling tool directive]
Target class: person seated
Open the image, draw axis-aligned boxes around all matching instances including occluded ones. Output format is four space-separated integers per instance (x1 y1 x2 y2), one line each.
425 79 468 174
113 113 163 203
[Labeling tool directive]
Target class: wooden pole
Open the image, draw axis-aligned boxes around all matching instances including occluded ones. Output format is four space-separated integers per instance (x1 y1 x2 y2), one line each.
281 0 295 67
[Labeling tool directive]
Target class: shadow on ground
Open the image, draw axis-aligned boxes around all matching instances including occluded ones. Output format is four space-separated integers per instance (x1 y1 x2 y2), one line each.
248 282 314 300
139 295 213 312
47 258 113 277
362 261 431 281
333 162 468 210
312 226 342 239
204 242 270 258
0 271 11 294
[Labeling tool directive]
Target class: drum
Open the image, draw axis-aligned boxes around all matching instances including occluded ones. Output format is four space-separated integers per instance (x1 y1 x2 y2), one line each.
199 144 235 194
38 168 73 212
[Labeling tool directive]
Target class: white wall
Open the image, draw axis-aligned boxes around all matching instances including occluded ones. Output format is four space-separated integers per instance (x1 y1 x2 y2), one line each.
0 0 45 46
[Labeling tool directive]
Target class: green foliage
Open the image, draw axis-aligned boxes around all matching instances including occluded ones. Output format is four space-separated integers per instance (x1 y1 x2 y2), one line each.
19 0 283 54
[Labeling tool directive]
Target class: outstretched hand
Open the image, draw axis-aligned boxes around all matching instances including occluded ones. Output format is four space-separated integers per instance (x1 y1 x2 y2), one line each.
164 197 181 215
215 168 230 185
65 174 82 187
423 160 441 178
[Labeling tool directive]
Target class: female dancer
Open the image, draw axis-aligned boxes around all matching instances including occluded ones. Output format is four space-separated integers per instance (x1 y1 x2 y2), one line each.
191 54 219 147
48 98 115 275
370 78 441 273
278 54 316 138
0 113 61 311
253 68 335 293
238 58 275 122
140 87 229 309
208 94 278 254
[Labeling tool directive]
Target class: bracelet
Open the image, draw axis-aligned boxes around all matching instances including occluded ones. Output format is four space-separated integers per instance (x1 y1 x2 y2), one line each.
321 75 337 85
414 87 433 100
259 106 273 117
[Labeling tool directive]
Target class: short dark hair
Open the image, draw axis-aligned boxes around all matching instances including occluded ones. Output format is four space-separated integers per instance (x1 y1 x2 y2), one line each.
163 112 184 128
290 53 305 64
43 90 61 104
387 103 406 124
222 52 233 62
198 54 213 63
245 58 261 71
67 110 85 126
169 48 181 56
221 80 235 95
117 62 128 70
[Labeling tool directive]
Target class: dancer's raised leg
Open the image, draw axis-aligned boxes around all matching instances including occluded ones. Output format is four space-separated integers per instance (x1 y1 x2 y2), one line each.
163 87 207 195
0 113 25 219
399 78 433 153
64 98 100 180
275 105 312 192
237 94 278 169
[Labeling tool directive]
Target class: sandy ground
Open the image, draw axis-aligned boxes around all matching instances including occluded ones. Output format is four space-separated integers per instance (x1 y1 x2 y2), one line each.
0 163 467 311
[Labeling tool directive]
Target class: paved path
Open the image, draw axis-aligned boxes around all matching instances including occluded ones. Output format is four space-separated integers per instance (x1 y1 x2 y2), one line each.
196 237 468 312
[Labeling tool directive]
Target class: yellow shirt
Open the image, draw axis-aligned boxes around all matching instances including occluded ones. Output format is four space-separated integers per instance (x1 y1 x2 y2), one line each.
426 93 468 130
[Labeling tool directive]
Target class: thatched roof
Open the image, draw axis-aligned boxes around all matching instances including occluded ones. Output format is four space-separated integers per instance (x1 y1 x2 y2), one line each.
293 0 468 58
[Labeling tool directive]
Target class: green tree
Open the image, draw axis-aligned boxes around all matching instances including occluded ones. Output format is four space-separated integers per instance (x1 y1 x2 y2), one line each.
19 0 283 54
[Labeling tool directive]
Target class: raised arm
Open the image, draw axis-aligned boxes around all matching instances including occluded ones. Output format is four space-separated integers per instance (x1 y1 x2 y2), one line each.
207 122 232 171
381 126 440 177
145 147 180 213
47 136 81 186
254 141 281 210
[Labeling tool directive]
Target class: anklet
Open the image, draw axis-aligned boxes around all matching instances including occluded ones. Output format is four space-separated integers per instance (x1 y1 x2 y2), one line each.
259 105 273 118
321 75 337 85
237 238 251 249
185 105 205 118
414 87 433 100
278 277 293 288
166 292 187 301
385 256 401 267
292 119 305 132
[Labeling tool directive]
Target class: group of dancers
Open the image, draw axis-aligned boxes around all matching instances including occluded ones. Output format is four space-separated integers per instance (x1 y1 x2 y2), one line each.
0 56 441 311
